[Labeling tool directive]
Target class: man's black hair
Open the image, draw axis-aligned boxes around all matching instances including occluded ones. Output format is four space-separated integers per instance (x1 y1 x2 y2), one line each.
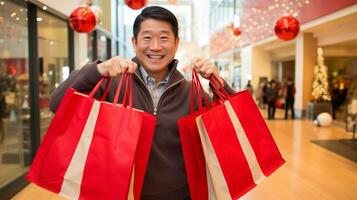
133 6 179 39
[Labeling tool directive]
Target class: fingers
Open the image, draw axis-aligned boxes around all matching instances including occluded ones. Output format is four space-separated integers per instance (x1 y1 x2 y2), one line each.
192 58 217 79
100 56 138 77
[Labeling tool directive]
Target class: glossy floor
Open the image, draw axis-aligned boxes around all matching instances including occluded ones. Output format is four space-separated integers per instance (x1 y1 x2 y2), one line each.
13 116 357 200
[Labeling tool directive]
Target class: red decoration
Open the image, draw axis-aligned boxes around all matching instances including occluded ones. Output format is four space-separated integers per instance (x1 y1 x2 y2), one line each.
233 27 241 36
274 16 300 41
69 6 96 33
125 0 147 10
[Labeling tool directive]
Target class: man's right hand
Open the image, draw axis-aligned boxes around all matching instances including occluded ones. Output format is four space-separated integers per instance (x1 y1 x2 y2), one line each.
97 56 138 77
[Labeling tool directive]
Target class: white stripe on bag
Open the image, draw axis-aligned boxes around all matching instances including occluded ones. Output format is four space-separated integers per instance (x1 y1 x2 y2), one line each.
224 101 266 184
59 101 100 200
196 116 231 200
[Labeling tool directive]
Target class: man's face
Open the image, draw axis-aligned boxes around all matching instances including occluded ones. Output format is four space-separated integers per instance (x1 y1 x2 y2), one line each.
132 19 179 74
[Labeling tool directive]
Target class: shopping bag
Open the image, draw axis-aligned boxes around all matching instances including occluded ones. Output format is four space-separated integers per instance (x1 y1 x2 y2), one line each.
26 74 150 200
196 76 285 200
128 111 156 200
178 71 211 200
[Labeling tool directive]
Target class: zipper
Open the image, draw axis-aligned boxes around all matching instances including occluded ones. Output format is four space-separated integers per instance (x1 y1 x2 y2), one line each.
133 72 184 116
154 78 185 115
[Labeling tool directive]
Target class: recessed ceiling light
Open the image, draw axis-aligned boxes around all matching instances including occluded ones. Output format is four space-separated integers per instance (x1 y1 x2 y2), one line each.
42 6 47 10
36 17 43 22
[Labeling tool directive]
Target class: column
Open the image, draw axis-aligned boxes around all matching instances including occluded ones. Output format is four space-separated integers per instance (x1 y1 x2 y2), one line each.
295 33 317 118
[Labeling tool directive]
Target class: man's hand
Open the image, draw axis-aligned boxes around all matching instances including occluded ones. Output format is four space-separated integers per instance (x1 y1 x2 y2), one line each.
97 56 138 77
192 57 224 85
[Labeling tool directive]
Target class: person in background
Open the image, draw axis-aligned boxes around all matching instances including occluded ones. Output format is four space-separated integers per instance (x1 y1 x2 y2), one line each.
283 78 296 119
245 80 254 96
266 80 279 119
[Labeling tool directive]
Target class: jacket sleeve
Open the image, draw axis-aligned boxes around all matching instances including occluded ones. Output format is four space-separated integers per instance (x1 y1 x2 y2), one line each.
49 61 103 113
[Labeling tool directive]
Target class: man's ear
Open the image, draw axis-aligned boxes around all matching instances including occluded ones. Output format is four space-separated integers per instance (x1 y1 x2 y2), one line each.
131 36 137 49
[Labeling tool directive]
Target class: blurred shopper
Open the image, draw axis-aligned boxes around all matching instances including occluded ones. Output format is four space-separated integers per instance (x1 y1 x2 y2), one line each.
245 80 254 96
262 81 268 109
266 80 279 119
255 82 264 108
283 78 296 119
49 6 234 200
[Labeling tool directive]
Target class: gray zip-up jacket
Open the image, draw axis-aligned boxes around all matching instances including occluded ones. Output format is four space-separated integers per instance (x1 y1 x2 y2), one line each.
49 58 234 200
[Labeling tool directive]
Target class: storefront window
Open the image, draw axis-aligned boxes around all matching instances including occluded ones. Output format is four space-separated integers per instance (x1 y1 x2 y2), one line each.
97 31 108 61
88 32 94 61
37 10 68 139
0 0 30 188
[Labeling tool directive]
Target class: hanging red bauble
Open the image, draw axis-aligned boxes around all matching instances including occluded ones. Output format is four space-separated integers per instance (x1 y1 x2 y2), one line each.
69 6 96 33
274 16 300 41
233 27 241 36
125 0 147 10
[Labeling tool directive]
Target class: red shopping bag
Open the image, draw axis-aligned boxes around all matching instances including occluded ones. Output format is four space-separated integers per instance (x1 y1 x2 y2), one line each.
196 77 285 199
130 111 156 200
178 71 210 200
26 74 153 200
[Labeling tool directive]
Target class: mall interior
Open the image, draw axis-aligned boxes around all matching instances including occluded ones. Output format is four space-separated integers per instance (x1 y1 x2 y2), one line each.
0 0 357 199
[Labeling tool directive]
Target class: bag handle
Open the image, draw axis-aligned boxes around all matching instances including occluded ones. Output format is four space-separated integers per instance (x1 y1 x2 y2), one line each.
190 70 210 113
113 73 133 108
89 77 111 99
209 75 230 101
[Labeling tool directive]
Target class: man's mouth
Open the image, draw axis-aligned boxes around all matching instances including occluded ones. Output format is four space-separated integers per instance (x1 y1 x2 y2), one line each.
147 55 164 60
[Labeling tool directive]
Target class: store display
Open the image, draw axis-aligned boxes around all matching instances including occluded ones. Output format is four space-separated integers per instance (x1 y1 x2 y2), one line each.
312 48 331 102
69 6 96 33
274 15 300 41
125 0 147 10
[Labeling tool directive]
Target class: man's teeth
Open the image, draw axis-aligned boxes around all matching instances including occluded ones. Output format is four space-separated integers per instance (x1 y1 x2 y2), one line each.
148 55 163 59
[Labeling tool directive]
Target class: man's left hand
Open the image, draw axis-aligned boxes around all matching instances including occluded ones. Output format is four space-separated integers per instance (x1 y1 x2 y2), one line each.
192 57 224 85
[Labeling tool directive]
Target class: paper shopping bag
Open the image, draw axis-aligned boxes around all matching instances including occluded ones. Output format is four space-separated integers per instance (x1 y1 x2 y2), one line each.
196 79 285 200
178 71 211 200
26 75 153 200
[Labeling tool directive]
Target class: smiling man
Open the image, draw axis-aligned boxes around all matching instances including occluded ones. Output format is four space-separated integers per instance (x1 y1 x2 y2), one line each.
49 6 234 200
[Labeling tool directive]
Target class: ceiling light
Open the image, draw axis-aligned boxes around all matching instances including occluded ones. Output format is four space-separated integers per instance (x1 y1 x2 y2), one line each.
10 12 16 17
42 6 47 10
0 1 4 5
16 17 20 21
36 17 42 22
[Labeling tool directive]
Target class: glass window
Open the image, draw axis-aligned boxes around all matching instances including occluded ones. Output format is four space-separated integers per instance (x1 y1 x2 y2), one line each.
97 31 108 61
37 10 68 139
87 32 94 62
0 0 30 188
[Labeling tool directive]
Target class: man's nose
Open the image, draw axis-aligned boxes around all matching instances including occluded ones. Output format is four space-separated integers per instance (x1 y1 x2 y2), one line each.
149 39 162 51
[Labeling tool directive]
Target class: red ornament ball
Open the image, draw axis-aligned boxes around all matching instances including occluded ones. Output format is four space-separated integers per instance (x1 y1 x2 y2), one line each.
125 0 147 10
274 16 300 41
69 6 96 33
233 27 241 36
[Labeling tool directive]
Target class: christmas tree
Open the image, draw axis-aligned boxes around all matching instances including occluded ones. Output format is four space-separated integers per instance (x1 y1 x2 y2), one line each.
312 48 331 102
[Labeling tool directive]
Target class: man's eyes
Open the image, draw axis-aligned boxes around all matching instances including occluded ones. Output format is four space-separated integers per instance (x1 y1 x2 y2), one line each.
141 36 170 41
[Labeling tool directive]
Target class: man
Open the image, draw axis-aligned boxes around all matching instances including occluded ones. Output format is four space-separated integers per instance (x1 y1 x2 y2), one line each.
49 6 234 200
283 78 295 119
